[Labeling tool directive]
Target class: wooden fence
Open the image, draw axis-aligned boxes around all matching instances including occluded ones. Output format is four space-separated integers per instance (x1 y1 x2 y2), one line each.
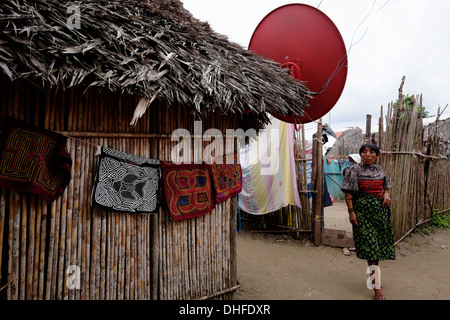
378 80 450 241
0 78 238 300
241 79 450 245
425 135 450 215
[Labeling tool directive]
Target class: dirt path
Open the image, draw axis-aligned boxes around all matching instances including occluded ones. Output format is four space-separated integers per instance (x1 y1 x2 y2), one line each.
323 199 353 233
235 220 450 300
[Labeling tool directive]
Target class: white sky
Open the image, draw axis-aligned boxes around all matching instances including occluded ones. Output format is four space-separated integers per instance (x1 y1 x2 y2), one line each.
181 0 450 137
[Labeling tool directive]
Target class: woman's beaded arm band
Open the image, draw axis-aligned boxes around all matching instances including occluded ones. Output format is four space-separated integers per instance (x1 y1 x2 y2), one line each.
345 195 354 213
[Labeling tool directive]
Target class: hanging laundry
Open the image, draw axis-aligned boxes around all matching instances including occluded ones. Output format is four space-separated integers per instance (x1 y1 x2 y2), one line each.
238 116 301 214
161 161 215 221
92 147 160 213
0 118 72 202
207 152 243 203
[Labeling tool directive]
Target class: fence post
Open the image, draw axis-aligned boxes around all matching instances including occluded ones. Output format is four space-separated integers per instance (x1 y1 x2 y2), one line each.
312 120 323 246
365 114 372 143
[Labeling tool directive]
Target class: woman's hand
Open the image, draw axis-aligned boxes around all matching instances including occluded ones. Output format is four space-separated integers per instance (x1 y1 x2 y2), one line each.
382 191 391 207
349 211 358 227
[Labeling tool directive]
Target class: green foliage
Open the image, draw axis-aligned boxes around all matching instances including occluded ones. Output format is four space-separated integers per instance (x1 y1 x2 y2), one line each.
396 94 432 118
415 209 450 236
418 227 434 235
430 210 450 229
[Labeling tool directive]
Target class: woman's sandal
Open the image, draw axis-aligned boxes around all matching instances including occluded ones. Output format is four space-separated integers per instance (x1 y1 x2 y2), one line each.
374 288 386 300
374 293 386 300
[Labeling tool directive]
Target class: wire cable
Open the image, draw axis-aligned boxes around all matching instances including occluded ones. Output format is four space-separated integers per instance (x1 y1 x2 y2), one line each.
313 0 390 96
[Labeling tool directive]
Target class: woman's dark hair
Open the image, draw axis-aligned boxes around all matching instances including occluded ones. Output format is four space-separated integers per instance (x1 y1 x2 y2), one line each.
359 143 380 156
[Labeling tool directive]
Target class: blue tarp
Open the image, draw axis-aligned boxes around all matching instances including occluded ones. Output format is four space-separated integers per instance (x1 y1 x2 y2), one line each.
323 158 353 200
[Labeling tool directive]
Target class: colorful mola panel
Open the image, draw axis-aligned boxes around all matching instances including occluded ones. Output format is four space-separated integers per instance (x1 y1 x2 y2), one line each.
207 153 242 203
92 147 160 213
161 161 215 221
0 118 72 202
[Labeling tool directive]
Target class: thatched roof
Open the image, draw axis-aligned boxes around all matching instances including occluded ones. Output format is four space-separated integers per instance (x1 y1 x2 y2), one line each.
326 127 364 157
0 0 310 128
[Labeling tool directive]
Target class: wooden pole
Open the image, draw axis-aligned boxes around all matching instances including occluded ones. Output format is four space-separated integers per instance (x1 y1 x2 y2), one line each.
312 119 323 246
229 196 237 299
150 139 159 300
365 114 372 143
19 194 27 300
300 125 312 239
379 106 383 158
0 191 5 290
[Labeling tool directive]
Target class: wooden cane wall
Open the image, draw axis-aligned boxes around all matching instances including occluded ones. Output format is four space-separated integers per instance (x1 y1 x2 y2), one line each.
0 78 238 300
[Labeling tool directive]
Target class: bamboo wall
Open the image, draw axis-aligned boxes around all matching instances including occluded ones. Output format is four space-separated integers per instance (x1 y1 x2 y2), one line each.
379 93 450 240
424 135 450 216
0 77 238 300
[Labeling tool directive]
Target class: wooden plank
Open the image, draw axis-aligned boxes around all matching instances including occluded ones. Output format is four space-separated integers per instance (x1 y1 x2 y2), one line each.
79 141 89 300
25 194 37 300
37 201 48 300
321 228 355 248
0 191 5 288
69 141 82 300
5 190 13 300
32 199 42 300
312 120 323 246
100 210 107 300
106 211 113 300
111 211 118 300
10 191 21 299
125 212 131 300
46 194 58 299
89 208 98 300
19 193 27 299
63 137 75 300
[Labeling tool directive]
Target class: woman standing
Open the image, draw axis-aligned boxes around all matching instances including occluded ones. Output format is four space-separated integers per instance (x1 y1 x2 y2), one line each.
340 143 396 300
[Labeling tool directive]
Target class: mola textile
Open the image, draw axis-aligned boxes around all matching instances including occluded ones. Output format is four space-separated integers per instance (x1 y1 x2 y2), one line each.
161 161 215 221
0 118 72 202
238 116 301 214
92 147 160 213
207 153 243 203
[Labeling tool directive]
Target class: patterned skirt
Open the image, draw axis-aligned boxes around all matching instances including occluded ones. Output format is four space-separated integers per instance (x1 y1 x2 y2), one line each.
352 193 396 261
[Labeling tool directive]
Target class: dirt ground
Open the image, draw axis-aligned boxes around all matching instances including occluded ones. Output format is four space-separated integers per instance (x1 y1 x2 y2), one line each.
235 200 450 300
323 199 353 233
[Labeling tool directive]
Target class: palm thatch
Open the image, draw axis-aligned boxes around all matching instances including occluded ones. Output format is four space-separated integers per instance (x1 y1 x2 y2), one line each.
0 0 310 128
326 127 364 157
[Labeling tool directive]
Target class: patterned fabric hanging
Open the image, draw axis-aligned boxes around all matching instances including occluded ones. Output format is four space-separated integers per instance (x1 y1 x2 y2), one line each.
92 147 160 213
0 118 72 202
238 116 302 214
207 153 242 203
161 161 215 221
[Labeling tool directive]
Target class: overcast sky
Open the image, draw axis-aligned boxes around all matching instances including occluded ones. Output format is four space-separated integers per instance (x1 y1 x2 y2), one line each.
181 0 450 136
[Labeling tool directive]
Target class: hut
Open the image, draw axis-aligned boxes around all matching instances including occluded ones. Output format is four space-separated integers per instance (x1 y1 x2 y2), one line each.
0 0 310 299
424 116 450 157
325 127 364 158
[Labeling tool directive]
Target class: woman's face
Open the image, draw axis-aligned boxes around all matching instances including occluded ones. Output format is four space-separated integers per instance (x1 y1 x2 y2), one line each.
360 147 379 166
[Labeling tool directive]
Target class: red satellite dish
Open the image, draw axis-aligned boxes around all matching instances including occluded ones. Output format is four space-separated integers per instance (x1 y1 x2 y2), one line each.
249 4 348 124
